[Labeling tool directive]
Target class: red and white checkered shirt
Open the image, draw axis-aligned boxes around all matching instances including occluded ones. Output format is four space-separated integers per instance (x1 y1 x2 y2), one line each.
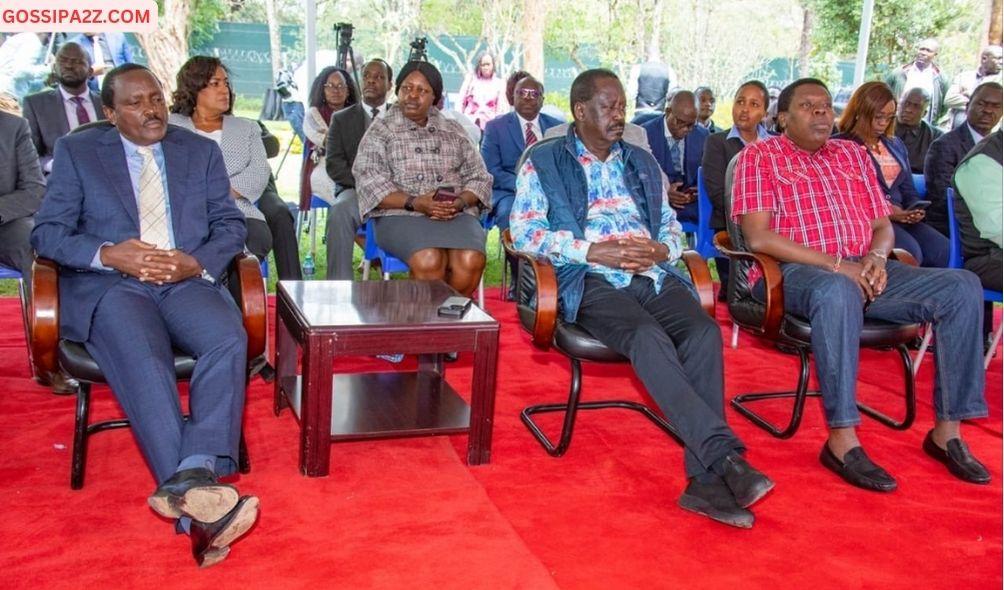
731 134 891 283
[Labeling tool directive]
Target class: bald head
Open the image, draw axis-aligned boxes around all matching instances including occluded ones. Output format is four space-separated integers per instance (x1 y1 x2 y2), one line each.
665 90 697 140
53 41 92 91
981 45 1003 76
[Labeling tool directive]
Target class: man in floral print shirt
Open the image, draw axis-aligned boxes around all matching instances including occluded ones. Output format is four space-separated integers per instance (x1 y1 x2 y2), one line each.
510 69 773 529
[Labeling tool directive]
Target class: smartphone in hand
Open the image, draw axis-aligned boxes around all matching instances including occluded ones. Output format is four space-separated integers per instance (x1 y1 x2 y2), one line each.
433 187 458 202
907 200 932 211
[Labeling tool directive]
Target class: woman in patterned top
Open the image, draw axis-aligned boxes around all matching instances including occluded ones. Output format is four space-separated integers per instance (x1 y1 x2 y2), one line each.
169 56 296 269
353 61 492 297
835 81 949 267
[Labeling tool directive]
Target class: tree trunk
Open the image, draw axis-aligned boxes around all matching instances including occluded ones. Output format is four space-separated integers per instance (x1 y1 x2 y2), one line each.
265 0 281 80
647 0 662 62
135 0 190 97
989 0 1003 46
521 0 546 81
798 4 813 77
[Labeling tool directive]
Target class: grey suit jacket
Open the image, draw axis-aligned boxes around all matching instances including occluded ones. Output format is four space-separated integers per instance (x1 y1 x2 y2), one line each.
0 111 46 224
22 87 104 171
324 103 368 189
168 113 269 221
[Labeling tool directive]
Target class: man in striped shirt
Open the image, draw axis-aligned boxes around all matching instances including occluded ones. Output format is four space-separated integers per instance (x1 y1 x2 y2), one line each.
732 78 990 492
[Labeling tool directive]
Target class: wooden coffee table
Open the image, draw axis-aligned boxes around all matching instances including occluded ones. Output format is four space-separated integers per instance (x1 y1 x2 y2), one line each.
273 280 500 476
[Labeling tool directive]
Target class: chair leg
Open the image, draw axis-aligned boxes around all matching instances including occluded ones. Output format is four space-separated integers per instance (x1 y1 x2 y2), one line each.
856 344 916 430
71 382 90 490
730 322 739 349
985 321 1003 370
361 260 371 280
238 431 251 474
520 358 680 456
912 325 934 376
730 346 817 439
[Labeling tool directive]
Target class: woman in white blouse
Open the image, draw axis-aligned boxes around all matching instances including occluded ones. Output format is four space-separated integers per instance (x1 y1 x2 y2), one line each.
168 56 301 278
303 66 357 204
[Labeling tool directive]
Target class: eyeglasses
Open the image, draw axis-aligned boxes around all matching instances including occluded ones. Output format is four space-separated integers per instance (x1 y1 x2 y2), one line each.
399 84 432 96
516 88 541 100
324 83 347 91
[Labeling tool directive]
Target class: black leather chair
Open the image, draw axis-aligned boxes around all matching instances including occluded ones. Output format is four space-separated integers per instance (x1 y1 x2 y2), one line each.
714 159 920 438
502 227 716 457
29 254 268 489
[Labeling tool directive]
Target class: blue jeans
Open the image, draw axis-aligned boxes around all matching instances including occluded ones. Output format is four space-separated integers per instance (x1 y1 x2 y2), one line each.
767 261 987 427
892 221 949 268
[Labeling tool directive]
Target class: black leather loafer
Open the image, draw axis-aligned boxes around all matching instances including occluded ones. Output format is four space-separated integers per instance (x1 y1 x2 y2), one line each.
819 444 897 492
720 454 775 508
191 495 260 568
922 431 991 484
148 467 239 523
678 476 754 529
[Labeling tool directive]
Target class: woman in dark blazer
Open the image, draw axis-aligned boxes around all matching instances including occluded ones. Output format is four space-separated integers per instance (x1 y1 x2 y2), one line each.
701 80 772 299
835 81 949 267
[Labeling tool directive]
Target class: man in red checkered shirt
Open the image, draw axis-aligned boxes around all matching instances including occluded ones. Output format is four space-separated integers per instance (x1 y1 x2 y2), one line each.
732 78 990 492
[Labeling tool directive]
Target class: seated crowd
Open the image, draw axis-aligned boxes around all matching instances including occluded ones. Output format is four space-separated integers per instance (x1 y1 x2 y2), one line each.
0 33 1000 567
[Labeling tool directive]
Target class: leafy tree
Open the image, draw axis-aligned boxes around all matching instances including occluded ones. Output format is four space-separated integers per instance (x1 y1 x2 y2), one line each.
806 0 968 73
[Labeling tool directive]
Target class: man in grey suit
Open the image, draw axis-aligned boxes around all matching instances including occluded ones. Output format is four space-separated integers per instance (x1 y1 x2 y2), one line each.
22 42 105 174
0 110 44 282
323 58 392 279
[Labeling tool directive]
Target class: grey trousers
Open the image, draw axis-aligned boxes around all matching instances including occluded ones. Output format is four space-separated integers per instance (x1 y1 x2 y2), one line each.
324 189 362 280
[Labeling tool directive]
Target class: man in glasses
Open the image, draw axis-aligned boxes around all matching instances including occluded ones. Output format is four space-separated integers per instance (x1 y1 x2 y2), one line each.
481 75 562 295
641 90 709 224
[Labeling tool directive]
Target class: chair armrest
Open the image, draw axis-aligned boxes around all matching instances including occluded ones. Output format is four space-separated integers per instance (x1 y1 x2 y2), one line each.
680 250 714 317
714 231 785 339
502 229 558 350
890 248 918 267
29 258 59 377
230 253 267 362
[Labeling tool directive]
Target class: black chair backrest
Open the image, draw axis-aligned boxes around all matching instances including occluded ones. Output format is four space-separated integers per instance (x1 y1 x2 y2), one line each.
721 154 766 328
70 120 114 134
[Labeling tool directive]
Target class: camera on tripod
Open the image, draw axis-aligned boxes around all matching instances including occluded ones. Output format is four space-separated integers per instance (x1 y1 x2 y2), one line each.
333 22 354 50
409 37 428 62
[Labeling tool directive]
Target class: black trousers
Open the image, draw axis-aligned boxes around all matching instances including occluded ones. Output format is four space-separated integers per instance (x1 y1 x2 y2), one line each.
256 186 302 280
245 218 273 262
575 273 743 477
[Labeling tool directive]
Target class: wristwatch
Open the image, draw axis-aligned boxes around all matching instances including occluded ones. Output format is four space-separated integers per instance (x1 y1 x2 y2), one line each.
200 269 215 284
404 195 417 212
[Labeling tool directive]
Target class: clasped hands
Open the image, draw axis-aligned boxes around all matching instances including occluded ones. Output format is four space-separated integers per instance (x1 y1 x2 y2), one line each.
836 252 887 302
411 190 466 221
586 236 669 272
100 239 203 285
888 204 925 225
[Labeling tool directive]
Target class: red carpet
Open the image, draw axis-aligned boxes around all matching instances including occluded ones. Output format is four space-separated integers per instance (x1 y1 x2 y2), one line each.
0 292 1000 589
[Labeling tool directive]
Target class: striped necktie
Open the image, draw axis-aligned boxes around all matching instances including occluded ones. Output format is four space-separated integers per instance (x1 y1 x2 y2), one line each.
136 146 171 249
524 122 537 148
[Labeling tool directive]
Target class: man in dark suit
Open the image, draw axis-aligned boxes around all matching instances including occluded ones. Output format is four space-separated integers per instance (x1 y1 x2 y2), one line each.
0 110 44 283
30 64 259 568
22 42 105 174
895 87 943 174
925 82 1002 235
642 90 710 223
323 58 392 279
72 32 133 91
481 75 562 233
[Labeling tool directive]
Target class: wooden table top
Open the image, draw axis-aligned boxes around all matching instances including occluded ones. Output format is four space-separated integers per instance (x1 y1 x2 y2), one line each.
276 280 497 330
